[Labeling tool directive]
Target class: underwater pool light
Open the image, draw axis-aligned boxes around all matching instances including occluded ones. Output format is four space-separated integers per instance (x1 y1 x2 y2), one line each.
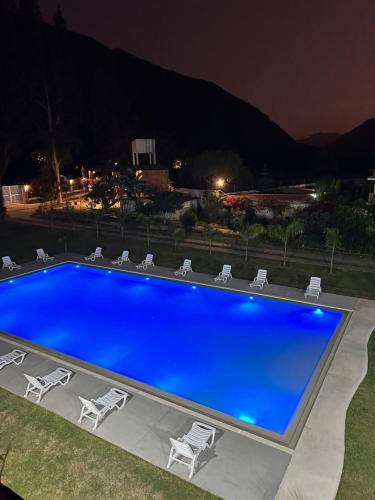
314 308 324 315
239 414 256 425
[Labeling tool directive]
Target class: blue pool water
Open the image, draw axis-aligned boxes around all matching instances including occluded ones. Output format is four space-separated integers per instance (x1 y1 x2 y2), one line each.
0 264 344 435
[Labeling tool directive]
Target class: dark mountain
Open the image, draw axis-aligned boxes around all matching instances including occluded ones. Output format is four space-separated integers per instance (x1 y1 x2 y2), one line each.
299 132 341 148
326 119 375 177
1 4 314 187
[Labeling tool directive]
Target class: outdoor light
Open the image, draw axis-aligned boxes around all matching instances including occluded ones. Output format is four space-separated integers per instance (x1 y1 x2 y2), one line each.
249 296 254 300
215 177 225 189
69 179 74 185
43 270 47 273
314 308 323 315
192 285 196 289
146 277 150 280
24 184 30 192
9 280 13 284
239 414 256 425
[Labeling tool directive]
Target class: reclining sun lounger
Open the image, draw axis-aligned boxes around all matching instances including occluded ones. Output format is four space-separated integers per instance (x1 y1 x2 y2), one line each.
24 367 72 403
136 254 154 270
36 248 54 262
112 250 131 265
78 387 129 430
85 247 103 261
249 269 268 288
2 256 21 271
214 264 232 283
305 276 322 299
0 349 27 370
174 259 193 277
167 421 217 478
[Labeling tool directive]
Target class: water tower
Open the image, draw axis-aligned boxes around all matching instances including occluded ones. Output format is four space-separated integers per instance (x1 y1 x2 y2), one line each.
131 139 156 166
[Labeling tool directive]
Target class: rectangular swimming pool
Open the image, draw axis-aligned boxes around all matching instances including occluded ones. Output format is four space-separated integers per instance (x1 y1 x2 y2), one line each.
0 263 346 442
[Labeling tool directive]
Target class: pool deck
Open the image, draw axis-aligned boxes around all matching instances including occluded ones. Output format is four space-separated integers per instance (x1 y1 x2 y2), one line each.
1 253 375 500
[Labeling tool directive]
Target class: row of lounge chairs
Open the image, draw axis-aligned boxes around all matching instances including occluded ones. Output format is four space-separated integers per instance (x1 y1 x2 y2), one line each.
1 247 322 299
0 348 215 478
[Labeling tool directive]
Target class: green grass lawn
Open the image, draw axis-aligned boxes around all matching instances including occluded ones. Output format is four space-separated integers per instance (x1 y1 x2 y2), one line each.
1 220 375 298
0 388 217 500
337 330 375 500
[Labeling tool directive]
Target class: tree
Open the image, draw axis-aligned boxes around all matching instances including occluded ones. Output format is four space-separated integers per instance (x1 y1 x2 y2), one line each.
121 169 150 205
230 208 245 231
201 222 219 255
172 228 186 251
325 227 341 273
268 220 304 267
152 191 183 223
240 223 265 261
180 208 197 234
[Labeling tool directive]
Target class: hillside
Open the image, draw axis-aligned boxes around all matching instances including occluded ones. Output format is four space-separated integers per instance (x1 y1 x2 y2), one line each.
1 4 313 186
326 119 375 176
299 133 341 148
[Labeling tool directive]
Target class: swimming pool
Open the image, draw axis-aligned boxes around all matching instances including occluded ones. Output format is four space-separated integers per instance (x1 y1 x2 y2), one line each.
0 263 345 441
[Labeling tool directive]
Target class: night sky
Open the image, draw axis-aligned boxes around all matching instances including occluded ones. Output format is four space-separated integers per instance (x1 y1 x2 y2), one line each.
40 0 375 138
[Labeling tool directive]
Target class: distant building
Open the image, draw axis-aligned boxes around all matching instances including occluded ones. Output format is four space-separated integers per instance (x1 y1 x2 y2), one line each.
222 187 315 218
368 169 375 203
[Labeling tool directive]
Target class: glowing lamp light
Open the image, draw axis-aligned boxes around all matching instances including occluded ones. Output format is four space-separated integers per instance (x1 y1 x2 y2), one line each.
24 184 30 192
215 177 225 189
239 414 256 425
314 308 324 315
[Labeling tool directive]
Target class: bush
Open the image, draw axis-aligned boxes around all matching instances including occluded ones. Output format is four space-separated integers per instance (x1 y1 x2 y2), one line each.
180 208 197 234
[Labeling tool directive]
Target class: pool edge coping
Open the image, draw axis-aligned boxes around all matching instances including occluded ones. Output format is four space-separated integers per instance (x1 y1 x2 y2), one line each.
0 257 354 449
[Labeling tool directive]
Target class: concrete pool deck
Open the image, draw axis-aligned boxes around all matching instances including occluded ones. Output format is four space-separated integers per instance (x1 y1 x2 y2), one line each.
1 253 374 500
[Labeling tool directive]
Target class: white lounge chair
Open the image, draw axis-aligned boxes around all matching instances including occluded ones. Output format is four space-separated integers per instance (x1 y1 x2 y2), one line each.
112 250 131 265
36 248 54 262
78 387 129 430
167 421 217 478
214 264 232 283
249 269 268 288
182 421 216 450
85 247 103 261
2 256 21 271
174 259 193 277
136 254 154 270
167 438 201 479
305 277 322 299
24 367 72 403
0 349 27 370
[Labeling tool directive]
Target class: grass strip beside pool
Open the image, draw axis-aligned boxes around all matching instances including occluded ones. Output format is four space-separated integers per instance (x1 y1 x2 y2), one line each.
337 330 375 499
0 388 217 500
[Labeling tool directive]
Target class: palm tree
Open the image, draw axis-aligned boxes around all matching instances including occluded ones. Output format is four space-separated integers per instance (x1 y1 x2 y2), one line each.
121 169 150 206
201 222 219 255
325 227 341 273
240 223 265 261
268 220 304 267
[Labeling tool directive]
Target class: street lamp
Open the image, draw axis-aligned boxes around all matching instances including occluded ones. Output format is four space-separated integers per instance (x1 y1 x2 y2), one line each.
215 177 225 189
